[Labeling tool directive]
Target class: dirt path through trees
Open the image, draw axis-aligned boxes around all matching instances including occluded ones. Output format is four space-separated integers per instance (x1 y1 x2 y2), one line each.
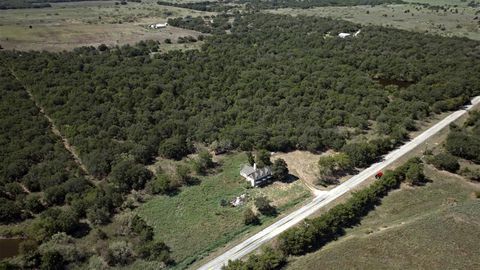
8 68 98 185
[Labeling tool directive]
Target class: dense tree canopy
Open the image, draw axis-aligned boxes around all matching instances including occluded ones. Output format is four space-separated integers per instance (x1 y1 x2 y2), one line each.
0 66 89 223
4 14 478 182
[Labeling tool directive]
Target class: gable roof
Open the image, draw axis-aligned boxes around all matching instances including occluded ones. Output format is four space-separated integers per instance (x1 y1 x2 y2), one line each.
240 165 271 181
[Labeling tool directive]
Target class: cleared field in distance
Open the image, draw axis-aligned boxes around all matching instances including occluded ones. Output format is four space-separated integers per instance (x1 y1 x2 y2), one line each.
287 165 480 270
268 3 480 40
138 152 311 269
0 0 214 51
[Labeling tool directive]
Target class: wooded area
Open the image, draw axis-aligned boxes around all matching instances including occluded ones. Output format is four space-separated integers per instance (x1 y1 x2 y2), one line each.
155 0 405 12
0 66 88 223
1 11 480 269
4 14 479 181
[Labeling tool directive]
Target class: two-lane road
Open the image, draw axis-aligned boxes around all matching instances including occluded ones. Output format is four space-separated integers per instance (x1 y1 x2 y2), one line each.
198 96 480 270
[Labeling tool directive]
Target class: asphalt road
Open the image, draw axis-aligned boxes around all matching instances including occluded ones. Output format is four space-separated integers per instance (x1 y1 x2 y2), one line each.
198 96 480 270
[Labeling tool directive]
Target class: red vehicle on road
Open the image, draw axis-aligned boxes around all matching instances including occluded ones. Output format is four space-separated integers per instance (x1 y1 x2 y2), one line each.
375 171 383 179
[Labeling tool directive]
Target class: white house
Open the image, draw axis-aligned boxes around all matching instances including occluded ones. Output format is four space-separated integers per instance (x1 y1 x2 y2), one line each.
150 23 168 29
240 163 272 187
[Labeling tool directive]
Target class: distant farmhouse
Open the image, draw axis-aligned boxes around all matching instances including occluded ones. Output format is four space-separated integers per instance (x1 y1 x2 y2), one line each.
150 23 168 29
240 163 272 187
338 30 361 38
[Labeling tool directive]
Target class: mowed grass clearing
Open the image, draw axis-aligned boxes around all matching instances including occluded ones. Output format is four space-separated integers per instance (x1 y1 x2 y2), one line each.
0 1 214 51
268 3 480 41
137 152 311 268
287 165 480 270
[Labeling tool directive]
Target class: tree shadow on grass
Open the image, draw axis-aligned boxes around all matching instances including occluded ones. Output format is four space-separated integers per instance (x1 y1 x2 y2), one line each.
281 174 299 184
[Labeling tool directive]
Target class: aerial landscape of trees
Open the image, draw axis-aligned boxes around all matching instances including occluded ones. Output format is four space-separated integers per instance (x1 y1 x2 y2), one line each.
1 10 480 269
4 13 479 183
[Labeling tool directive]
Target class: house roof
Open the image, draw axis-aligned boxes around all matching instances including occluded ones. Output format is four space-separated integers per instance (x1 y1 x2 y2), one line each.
240 164 256 176
240 165 272 181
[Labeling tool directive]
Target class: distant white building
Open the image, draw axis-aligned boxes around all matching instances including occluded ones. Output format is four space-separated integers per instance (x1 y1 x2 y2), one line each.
240 163 272 187
150 23 168 29
338 30 361 38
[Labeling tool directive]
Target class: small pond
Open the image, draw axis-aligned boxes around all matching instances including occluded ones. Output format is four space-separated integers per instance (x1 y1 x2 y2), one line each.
0 238 22 259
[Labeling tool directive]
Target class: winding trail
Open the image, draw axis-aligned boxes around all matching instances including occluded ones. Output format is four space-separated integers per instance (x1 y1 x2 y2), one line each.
198 96 480 270
8 68 98 184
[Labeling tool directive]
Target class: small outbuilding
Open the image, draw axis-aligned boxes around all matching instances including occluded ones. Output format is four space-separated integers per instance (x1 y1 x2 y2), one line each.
240 163 272 187
338 33 351 38
150 23 168 29
338 30 361 38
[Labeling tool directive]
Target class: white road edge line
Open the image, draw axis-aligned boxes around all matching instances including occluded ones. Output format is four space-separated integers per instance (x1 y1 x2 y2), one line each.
198 96 480 270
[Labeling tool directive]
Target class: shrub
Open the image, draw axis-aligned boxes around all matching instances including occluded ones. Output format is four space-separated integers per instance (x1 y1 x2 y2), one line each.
147 173 177 195
105 241 134 266
193 150 214 175
459 167 480 181
223 247 285 270
430 153 460 173
138 241 173 264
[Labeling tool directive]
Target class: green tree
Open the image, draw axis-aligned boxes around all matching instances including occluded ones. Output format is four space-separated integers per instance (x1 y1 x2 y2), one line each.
254 197 276 216
109 160 153 193
158 136 193 160
40 251 64 270
0 198 23 224
272 159 289 182
193 150 214 175
246 152 255 166
176 165 193 185
317 153 352 185
256 150 272 168
87 206 111 225
243 208 260 225
405 162 425 186
147 173 176 195
342 143 377 168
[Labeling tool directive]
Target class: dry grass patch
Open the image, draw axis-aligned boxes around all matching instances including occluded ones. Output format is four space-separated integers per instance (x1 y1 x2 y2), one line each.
268 3 480 41
287 165 480 270
0 1 214 51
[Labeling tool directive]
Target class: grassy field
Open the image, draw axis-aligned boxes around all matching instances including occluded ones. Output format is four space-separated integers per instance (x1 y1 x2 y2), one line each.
0 0 214 51
137 152 311 269
287 165 480 270
268 3 480 41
